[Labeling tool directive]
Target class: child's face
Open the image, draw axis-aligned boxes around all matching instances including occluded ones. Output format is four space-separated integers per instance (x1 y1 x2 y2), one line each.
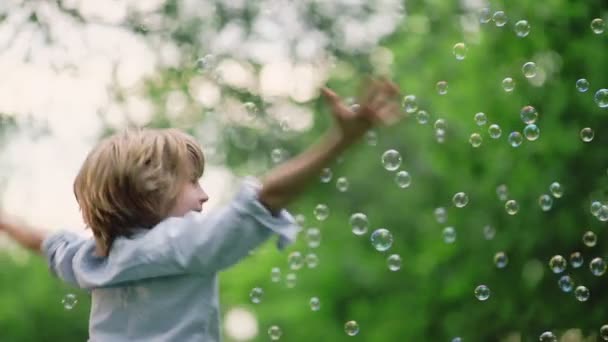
167 177 209 217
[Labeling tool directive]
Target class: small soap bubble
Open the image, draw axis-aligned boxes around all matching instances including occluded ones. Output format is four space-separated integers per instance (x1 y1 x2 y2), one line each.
570 252 584 268
344 321 360 336
474 285 490 301
600 325 608 340
243 102 258 120
305 253 319 269
539 331 557 342
416 110 429 124
196 54 217 72
494 251 508 268
452 337 463 342
558 275 574 292
295 214 306 226
496 184 509 201
306 228 321 249
574 285 590 302
479 8 491 23
576 79 590 92
508 132 523 147
436 81 448 95
371 228 393 251
595 89 608 108
382 149 402 171
549 255 567 273
453 43 467 60
522 62 537 78
288 251 304 270
434 207 448 224
492 11 507 27
524 124 540 141
591 18 605 34
469 133 483 148
271 148 287 163
366 130 378 146
583 231 597 247
268 325 282 340
434 119 448 132
520 106 538 124
314 204 329 221
402 95 418 113
387 254 402 271
549 182 563 198
580 128 594 142
309 297 321 311
271 267 281 282
514 20 530 37
250 287 264 304
350 213 369 236
502 77 515 92
62 293 78 310
395 171 412 188
599 205 608 221
488 124 502 139
538 194 553 211
590 257 606 276
336 177 349 192
443 226 456 244
452 192 469 208
474 112 487 126
285 273 297 288
483 225 496 240
505 200 519 215
320 168 332 183
591 201 602 216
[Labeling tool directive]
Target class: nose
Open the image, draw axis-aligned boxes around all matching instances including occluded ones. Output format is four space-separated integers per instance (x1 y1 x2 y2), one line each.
199 188 209 204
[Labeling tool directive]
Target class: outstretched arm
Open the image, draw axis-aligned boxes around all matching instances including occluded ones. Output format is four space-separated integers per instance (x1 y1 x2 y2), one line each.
258 78 401 212
0 216 47 254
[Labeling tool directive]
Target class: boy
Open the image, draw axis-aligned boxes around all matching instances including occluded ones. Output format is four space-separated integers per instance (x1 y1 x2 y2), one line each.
0 79 400 341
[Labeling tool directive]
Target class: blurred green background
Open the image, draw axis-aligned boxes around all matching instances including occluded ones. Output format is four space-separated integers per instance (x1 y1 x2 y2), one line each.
1 0 608 341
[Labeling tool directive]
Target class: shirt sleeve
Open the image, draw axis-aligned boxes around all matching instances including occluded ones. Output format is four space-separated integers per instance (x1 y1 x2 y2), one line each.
41 231 89 287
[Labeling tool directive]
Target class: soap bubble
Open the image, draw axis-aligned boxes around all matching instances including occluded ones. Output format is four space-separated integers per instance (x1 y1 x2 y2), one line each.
558 275 574 292
382 149 402 171
576 78 590 92
583 231 597 247
524 124 540 141
268 325 282 340
469 133 483 148
416 110 429 124
366 130 378 146
344 321 360 336
505 200 519 215
243 102 259 120
387 254 402 271
434 119 448 132
402 95 418 113
492 11 507 27
61 293 78 310
595 89 608 108
309 297 321 311
395 171 412 188
479 8 491 23
452 192 469 208
443 226 456 244
520 105 538 124
483 225 496 240
288 251 304 270
305 253 319 269
549 182 563 198
580 128 594 142
522 62 537 78
549 255 567 273
436 128 446 144
599 205 608 221
570 252 584 268
436 81 448 95
371 228 393 251
314 204 329 221
539 331 557 342
514 20 530 37
453 42 467 60
574 285 590 302
320 168 332 183
591 18 605 34
271 148 287 163
349 213 369 236
488 124 502 139
538 194 553 211
250 287 264 304
285 273 297 288
600 325 608 340
494 251 508 268
306 228 321 248
508 132 523 147
196 54 217 72
502 77 515 92
590 257 606 276
496 184 509 201
271 267 281 283
474 112 487 126
434 207 448 224
474 285 490 301
336 177 349 192
591 201 602 216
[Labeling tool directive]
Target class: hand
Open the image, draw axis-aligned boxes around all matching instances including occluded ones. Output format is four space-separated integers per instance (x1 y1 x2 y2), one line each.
321 78 401 144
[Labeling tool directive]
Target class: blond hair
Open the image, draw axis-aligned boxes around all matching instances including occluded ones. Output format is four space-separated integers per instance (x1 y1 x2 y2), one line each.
74 128 204 257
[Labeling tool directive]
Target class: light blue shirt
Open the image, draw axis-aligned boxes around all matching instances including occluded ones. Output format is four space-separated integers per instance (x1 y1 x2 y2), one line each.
42 178 300 342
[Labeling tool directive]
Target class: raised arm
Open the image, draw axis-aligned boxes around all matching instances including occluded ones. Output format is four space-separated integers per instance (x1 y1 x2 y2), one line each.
0 215 47 254
258 78 401 212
